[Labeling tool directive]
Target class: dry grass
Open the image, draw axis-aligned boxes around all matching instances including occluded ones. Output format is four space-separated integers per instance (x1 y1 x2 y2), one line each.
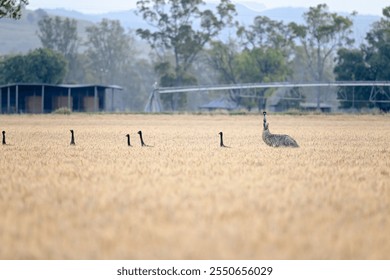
0 113 389 259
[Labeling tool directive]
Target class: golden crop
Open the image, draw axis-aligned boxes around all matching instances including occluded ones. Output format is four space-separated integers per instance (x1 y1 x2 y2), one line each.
0 113 389 259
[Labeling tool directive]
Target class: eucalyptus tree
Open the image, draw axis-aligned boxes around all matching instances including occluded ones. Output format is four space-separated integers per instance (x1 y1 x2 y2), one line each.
238 15 295 56
85 19 136 85
37 16 80 82
335 6 390 111
334 48 371 110
207 38 240 84
364 6 390 82
0 0 28 19
136 0 236 110
289 4 355 109
208 16 294 110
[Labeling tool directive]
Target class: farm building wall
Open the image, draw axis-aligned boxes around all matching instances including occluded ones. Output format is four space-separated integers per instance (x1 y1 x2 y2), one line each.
0 84 120 114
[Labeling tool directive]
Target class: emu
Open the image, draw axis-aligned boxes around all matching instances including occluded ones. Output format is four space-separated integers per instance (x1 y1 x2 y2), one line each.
126 134 132 146
2 131 6 145
218 132 230 148
262 112 299 147
70 129 75 145
137 131 151 147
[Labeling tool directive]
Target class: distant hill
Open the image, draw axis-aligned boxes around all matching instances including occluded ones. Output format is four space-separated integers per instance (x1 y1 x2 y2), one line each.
0 9 95 55
0 3 381 55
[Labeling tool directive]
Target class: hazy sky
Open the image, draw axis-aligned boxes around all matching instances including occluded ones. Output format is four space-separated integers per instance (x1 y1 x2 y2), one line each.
27 0 388 16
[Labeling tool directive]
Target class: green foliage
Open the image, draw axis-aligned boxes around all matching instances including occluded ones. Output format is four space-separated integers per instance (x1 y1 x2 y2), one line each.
155 62 197 110
208 15 294 111
208 38 290 111
0 48 67 84
334 48 372 110
236 48 289 83
207 39 240 84
0 0 28 19
238 15 295 56
335 6 390 111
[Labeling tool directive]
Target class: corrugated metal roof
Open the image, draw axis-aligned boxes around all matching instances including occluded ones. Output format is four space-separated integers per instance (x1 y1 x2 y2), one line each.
0 83 123 91
199 96 238 110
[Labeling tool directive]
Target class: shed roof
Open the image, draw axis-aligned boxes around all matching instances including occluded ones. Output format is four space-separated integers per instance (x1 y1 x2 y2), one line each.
300 102 332 108
0 83 123 91
199 96 238 110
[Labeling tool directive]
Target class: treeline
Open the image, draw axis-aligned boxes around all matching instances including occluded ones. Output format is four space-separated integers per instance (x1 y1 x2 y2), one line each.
1 1 390 112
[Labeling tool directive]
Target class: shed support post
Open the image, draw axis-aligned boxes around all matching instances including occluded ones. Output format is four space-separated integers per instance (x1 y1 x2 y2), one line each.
16 85 19 113
41 85 45 113
94 86 98 112
7 86 10 113
68 88 71 111
111 88 114 112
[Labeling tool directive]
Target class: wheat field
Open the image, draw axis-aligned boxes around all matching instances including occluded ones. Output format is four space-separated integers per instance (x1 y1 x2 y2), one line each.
0 113 389 259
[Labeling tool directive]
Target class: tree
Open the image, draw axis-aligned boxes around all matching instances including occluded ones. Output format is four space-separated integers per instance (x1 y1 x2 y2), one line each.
290 4 355 109
334 48 372 110
0 48 67 83
207 16 293 110
37 16 80 82
85 19 136 85
361 6 390 111
208 38 240 84
334 6 390 111
0 54 27 84
0 0 28 19
237 15 294 56
136 0 236 110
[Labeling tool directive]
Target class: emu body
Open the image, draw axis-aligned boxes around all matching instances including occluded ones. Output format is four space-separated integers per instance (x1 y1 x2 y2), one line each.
262 122 299 148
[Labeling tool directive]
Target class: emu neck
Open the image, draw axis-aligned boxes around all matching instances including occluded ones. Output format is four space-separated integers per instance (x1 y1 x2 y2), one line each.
139 134 145 146
127 135 131 146
70 132 75 145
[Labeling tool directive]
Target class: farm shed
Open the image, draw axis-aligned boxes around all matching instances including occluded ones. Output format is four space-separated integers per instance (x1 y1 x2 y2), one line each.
299 102 333 112
0 83 123 114
199 96 238 111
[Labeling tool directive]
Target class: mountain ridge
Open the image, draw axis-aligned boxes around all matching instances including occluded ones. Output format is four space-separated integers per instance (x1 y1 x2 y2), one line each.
0 3 381 55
